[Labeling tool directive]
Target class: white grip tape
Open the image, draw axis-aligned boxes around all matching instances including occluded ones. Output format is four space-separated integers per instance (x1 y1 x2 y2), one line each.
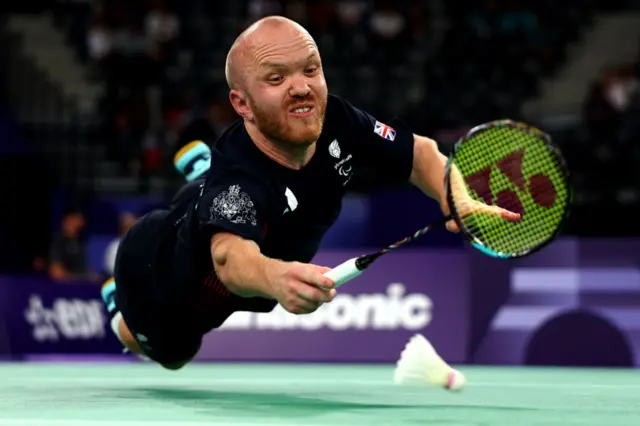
323 257 363 288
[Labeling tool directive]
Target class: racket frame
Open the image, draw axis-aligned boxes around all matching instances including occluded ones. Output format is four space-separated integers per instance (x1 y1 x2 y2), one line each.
324 119 573 288
445 119 573 259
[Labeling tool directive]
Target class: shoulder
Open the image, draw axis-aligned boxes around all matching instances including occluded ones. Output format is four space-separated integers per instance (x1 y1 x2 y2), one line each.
322 94 382 139
206 150 274 195
201 148 282 219
325 94 365 123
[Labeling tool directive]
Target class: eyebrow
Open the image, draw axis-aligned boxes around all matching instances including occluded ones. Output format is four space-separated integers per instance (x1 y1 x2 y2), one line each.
260 53 319 70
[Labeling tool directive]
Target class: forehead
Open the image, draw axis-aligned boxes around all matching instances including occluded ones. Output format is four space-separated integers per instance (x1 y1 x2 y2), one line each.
249 28 319 68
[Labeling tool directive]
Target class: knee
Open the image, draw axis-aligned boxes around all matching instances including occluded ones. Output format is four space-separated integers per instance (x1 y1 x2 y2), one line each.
161 358 192 371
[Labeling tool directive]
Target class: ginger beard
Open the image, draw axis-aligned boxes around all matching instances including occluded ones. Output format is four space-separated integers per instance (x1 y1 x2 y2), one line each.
246 90 328 149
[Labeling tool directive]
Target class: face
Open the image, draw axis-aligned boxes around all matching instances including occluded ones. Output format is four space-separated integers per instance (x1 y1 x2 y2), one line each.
64 213 85 236
235 29 328 148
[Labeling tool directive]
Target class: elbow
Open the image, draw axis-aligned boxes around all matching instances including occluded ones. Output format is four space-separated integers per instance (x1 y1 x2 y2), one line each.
410 135 445 181
210 233 260 298
414 135 441 163
210 233 234 289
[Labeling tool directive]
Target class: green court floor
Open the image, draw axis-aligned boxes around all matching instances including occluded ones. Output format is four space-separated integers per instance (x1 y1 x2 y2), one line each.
0 362 639 426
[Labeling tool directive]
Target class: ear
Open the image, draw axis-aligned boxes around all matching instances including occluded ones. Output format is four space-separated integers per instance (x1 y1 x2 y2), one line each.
229 90 254 121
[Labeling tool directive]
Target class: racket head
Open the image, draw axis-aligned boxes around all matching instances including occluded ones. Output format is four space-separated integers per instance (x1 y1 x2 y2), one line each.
444 119 572 259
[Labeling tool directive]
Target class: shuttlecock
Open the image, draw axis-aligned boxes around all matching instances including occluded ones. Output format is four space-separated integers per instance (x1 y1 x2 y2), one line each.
393 334 466 391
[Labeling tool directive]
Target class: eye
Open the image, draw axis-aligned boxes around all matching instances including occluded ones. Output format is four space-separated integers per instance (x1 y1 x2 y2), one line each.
305 66 318 74
268 75 283 83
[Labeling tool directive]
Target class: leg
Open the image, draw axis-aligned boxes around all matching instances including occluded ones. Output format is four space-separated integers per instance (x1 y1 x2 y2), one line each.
169 140 211 210
101 277 200 370
173 140 211 182
115 310 192 370
101 278 144 357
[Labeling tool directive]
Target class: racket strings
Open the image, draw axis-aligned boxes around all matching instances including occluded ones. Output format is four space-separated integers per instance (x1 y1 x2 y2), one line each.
451 124 569 256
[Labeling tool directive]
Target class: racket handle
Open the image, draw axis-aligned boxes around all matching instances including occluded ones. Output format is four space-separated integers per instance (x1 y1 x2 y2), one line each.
323 257 363 288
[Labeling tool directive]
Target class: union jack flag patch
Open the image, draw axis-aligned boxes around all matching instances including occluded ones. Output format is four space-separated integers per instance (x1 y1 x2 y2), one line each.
374 121 396 141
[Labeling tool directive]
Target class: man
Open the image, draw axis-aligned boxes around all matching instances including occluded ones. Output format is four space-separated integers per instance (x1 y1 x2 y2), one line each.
101 16 517 370
49 207 90 282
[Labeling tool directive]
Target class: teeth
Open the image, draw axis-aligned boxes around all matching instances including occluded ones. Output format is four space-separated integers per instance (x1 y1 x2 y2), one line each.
294 107 310 113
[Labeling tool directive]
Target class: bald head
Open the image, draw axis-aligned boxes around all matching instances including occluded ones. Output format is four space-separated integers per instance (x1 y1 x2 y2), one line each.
224 15 328 151
225 16 316 91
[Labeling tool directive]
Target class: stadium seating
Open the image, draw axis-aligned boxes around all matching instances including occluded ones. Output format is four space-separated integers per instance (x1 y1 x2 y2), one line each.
4 0 639 271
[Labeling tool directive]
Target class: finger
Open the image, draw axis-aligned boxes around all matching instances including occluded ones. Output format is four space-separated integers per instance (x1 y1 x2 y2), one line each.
327 289 337 301
490 205 521 221
499 208 522 222
292 264 335 289
296 301 321 314
309 264 332 274
310 265 335 291
474 203 522 222
286 288 322 314
445 219 459 233
295 282 333 305
288 302 318 315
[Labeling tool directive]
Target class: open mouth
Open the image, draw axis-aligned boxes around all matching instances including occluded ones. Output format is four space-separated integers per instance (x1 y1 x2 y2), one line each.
289 105 314 117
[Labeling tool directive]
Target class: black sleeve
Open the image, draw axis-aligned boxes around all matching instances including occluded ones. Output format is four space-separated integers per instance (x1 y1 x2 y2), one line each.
196 171 269 245
333 96 415 187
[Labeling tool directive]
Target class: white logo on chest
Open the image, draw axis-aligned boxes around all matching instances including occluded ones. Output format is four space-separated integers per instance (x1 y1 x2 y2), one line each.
329 139 341 158
329 139 353 186
283 187 298 214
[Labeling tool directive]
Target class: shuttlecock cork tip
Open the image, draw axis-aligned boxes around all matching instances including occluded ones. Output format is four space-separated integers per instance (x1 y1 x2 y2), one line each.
445 369 466 391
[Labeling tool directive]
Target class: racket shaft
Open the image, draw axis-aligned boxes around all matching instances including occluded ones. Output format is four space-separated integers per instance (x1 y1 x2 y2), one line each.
323 217 450 288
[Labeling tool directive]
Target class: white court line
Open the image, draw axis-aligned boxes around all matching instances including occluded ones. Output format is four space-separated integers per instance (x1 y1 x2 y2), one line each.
0 420 316 426
3 376 640 389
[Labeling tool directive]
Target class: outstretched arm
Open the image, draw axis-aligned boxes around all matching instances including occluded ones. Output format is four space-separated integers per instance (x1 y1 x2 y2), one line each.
408 135 461 231
211 232 276 298
211 232 336 314
408 135 520 231
409 135 449 208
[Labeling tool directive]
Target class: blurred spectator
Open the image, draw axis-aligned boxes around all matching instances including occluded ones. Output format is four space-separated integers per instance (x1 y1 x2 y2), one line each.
144 0 180 46
177 95 238 149
336 0 368 28
246 0 283 23
305 1 337 31
86 15 113 68
104 211 137 276
144 0 180 70
602 67 639 112
367 1 410 60
283 0 308 24
584 66 640 139
48 208 91 282
369 1 407 41
499 0 537 38
107 92 150 176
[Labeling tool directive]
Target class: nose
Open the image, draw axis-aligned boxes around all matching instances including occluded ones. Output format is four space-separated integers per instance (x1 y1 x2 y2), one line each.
289 75 311 98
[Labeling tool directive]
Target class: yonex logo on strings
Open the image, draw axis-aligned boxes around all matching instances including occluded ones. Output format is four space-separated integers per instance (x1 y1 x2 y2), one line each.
465 148 558 215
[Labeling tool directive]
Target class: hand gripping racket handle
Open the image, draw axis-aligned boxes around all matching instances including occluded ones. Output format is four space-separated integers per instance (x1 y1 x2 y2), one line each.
323 257 363 288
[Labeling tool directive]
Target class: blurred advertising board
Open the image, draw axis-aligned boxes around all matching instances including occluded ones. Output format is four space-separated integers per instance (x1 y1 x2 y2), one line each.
0 276 122 358
1 238 640 367
196 250 469 363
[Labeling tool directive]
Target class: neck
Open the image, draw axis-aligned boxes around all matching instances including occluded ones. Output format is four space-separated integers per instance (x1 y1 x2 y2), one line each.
245 122 315 170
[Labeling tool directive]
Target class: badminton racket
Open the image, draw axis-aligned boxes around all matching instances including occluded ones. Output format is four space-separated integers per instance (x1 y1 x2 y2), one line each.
323 119 572 288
